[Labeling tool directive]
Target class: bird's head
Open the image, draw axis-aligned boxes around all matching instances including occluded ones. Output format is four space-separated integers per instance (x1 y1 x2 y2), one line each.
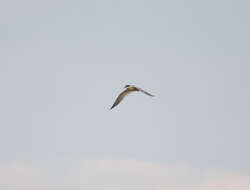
124 84 130 88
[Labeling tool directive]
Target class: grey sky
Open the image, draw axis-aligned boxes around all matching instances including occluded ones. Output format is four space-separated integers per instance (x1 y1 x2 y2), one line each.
1 0 250 189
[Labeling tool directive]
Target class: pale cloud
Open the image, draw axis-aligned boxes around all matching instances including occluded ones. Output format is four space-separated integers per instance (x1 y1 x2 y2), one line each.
0 159 250 190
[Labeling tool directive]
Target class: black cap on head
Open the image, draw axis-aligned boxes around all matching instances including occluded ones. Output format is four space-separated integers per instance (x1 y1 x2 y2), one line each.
124 84 130 88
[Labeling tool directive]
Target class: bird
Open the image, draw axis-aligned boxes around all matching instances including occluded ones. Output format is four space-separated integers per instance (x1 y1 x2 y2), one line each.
110 85 154 109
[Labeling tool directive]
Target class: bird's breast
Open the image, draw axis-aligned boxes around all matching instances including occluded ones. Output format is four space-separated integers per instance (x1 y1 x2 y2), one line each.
128 87 138 91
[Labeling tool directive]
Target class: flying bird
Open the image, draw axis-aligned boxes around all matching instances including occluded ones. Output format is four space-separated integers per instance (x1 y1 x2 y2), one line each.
110 85 154 109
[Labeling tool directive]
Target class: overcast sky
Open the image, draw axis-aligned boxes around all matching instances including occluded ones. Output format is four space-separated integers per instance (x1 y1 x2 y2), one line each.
1 0 250 189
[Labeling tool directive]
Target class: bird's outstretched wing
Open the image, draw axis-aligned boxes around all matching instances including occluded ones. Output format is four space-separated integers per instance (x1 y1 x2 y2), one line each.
110 89 133 109
137 88 155 97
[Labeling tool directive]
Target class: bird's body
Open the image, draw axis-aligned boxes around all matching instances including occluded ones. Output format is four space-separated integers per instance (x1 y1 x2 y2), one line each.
110 85 154 109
